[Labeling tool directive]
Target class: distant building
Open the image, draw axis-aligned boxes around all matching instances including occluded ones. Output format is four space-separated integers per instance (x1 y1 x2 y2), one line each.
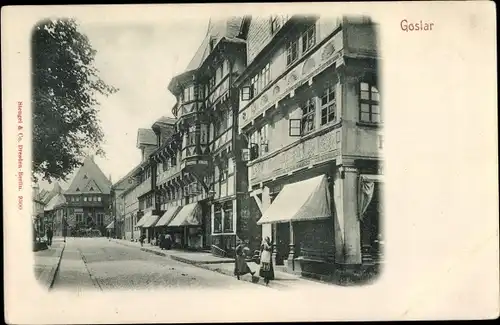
49 156 113 236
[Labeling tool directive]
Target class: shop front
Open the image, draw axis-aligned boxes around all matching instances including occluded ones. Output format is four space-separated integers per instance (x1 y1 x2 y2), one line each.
257 174 334 275
136 210 161 243
166 202 203 250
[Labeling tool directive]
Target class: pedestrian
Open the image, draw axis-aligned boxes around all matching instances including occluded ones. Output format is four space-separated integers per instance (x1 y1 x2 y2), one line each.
234 240 255 280
139 234 145 247
46 227 53 246
165 234 172 250
259 236 275 285
159 232 166 250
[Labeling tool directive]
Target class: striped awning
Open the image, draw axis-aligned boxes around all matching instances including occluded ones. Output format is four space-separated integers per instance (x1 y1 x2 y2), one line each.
155 205 182 227
167 203 201 227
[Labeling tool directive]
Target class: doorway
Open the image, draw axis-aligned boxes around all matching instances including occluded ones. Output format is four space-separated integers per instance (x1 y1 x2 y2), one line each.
360 184 382 263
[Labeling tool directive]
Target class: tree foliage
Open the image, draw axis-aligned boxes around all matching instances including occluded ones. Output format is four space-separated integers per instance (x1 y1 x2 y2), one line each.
32 18 118 183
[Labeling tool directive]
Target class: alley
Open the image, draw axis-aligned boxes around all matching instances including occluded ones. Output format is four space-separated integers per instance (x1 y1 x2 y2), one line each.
51 238 265 291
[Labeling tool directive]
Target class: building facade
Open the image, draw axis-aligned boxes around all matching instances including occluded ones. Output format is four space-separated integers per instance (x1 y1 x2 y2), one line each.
235 15 383 275
58 156 113 236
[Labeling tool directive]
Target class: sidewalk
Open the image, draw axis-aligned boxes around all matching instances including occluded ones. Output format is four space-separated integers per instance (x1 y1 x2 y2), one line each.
112 238 326 289
33 237 66 290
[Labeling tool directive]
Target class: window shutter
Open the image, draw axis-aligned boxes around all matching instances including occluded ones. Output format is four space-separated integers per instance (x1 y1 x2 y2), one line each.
289 119 302 136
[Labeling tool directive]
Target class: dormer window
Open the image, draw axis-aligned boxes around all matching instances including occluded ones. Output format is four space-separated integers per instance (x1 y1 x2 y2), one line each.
76 188 80 192
89 187 94 191
83 175 88 179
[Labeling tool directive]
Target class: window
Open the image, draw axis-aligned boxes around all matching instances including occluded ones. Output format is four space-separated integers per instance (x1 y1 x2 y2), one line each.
83 175 88 179
251 74 259 97
223 60 229 76
301 98 316 134
200 124 208 144
163 160 169 171
289 119 302 136
214 204 222 233
209 76 215 92
183 86 195 102
170 154 177 167
270 15 283 34
84 196 87 202
241 86 252 101
76 188 80 192
301 24 316 53
223 201 233 232
187 126 196 146
321 85 336 125
359 82 381 123
76 213 83 223
261 63 271 90
89 187 94 191
96 213 104 226
286 38 299 66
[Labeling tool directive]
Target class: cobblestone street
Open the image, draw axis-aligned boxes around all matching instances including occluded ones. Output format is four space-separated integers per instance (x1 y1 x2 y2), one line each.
51 238 267 291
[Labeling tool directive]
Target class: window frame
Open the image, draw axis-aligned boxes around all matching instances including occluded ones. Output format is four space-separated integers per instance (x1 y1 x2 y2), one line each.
289 119 302 137
301 24 316 53
300 98 316 135
359 81 381 124
286 38 299 67
320 85 337 126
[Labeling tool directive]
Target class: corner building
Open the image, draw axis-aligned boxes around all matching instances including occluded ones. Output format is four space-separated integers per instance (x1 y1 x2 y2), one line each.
236 15 384 276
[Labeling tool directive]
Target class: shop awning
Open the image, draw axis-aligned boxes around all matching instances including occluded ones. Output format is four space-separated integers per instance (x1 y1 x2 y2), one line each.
142 214 161 228
257 175 331 225
167 203 201 227
136 211 153 228
155 205 182 227
106 221 115 229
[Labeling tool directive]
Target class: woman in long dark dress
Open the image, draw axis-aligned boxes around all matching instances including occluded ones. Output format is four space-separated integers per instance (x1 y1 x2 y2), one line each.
234 242 255 280
259 236 275 285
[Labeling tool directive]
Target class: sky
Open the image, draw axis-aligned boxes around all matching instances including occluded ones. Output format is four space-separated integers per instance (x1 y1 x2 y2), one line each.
38 16 209 191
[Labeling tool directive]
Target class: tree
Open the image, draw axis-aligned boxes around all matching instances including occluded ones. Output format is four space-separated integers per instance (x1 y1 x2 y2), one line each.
32 18 118 183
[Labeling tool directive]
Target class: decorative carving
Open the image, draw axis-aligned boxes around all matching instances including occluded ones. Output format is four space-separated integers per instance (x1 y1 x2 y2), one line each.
321 42 336 61
249 129 340 184
287 73 298 85
261 94 269 105
273 86 280 95
302 58 316 75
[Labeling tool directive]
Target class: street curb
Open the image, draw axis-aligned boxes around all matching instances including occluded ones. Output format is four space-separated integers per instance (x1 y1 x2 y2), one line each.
40 241 66 290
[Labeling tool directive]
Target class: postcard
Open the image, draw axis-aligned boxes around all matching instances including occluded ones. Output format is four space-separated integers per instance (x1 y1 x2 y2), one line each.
2 2 498 324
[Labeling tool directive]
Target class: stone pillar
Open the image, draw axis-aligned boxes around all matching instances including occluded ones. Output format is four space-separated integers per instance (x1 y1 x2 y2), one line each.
272 223 278 267
287 221 299 272
342 166 362 265
261 187 272 241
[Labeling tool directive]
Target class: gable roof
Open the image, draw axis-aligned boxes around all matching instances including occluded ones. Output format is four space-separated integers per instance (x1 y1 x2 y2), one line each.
42 182 63 204
65 156 112 195
44 193 66 211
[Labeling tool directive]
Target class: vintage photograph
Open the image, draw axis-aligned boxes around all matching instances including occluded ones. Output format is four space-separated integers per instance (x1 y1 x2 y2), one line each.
31 13 383 292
